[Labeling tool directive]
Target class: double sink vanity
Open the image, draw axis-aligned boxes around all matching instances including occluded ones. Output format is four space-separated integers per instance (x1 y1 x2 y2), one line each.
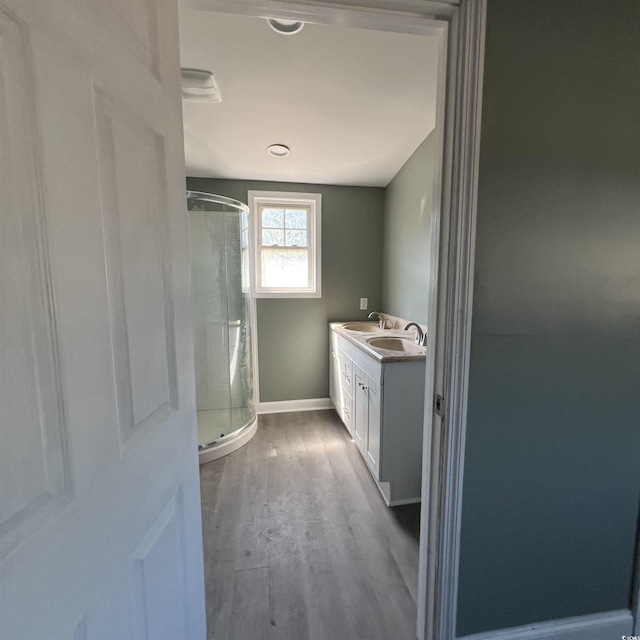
329 318 427 506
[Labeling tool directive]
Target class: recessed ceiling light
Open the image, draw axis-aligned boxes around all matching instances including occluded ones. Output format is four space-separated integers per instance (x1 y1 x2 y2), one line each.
267 144 290 158
180 68 222 103
266 18 304 35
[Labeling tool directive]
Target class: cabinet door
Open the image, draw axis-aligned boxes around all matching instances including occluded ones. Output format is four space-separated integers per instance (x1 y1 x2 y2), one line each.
365 376 381 479
329 350 341 413
353 363 367 453
342 390 353 436
338 349 354 431
338 349 353 397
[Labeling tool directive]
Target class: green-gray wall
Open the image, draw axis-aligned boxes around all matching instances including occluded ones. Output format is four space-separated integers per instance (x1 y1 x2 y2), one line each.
381 132 436 324
457 0 640 635
187 178 384 402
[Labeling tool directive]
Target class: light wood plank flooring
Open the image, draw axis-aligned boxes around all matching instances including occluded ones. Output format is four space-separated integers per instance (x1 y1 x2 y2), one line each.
200 409 420 640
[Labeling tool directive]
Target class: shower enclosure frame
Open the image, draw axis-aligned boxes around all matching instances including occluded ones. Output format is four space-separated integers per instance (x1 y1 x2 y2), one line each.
187 190 258 463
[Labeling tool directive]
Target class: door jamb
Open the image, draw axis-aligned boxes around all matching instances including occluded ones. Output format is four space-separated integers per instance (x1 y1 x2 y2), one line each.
633 504 640 634
418 3 486 640
180 2 487 639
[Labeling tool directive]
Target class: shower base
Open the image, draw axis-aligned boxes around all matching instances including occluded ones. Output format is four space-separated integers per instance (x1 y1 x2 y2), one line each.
197 409 257 464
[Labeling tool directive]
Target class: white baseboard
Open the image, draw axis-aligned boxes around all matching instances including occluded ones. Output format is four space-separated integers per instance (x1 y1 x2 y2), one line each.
458 609 633 640
256 398 334 415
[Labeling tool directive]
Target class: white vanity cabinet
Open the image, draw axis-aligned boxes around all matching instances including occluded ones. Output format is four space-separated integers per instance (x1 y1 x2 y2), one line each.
329 325 426 505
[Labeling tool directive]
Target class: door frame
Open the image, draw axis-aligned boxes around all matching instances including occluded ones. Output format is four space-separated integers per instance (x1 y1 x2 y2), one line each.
180 2 487 639
633 511 640 634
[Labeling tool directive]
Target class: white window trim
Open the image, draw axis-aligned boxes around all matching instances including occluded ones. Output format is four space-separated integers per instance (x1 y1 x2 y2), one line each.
240 207 250 293
248 190 322 298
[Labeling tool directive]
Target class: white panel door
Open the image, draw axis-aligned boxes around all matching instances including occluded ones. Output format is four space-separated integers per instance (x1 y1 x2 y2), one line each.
0 1 206 638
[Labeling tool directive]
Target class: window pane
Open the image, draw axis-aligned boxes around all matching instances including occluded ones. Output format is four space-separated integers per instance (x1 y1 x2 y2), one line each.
285 209 307 229
285 230 307 246
262 229 284 246
261 248 309 288
262 209 284 228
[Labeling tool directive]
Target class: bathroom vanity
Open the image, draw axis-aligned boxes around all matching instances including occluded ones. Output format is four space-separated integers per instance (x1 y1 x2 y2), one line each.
329 322 426 506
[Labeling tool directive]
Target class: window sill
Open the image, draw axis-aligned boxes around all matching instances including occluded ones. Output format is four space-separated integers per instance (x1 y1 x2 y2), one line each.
252 290 322 299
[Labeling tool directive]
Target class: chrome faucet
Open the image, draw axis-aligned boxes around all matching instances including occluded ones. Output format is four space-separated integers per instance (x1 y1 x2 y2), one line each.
403 322 427 346
367 311 387 329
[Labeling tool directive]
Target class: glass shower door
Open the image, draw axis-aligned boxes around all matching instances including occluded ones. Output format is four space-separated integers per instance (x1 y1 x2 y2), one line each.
187 193 255 450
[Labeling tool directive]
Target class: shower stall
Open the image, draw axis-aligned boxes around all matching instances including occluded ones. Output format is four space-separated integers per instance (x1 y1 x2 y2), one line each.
187 191 256 463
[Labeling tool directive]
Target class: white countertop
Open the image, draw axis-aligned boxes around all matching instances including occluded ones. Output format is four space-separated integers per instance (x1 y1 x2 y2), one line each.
330 321 427 363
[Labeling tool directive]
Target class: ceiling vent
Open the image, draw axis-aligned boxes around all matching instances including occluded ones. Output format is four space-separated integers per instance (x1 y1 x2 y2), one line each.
180 68 222 103
267 144 290 158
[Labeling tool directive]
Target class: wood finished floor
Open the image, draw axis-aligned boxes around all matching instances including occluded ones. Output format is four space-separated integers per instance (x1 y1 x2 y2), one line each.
200 409 420 640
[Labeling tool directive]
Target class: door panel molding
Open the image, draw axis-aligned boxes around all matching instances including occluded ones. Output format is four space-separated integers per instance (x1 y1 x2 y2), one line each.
129 489 191 640
93 86 179 450
72 617 88 640
0 4 71 561
100 0 162 81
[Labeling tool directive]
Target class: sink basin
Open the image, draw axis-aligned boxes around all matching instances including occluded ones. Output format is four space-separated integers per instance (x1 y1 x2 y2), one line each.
342 323 381 332
366 337 425 355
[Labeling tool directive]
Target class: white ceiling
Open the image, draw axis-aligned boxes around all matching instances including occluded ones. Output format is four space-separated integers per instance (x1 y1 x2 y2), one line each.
179 10 440 187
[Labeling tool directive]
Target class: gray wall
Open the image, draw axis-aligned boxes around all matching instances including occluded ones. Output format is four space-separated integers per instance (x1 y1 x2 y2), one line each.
187 178 385 402
457 0 640 635
381 132 436 324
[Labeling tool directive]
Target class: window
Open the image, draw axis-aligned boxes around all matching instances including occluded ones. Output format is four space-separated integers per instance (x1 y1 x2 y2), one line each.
248 191 321 298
